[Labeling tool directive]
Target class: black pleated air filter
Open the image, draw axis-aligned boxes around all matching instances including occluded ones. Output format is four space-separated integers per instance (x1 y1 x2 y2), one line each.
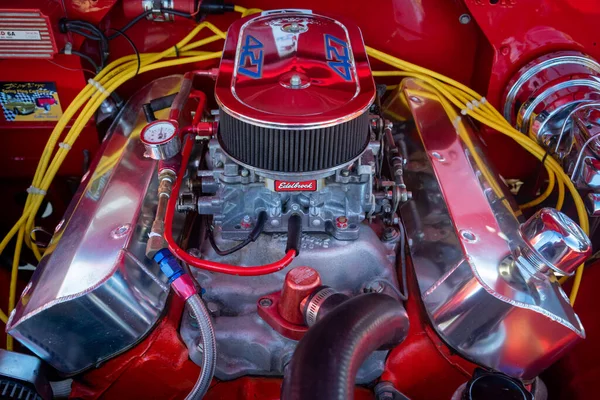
218 111 370 173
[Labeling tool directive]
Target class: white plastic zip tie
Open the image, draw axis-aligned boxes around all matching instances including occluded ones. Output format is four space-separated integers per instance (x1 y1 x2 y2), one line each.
88 78 107 94
26 186 47 195
452 116 462 129
58 142 72 150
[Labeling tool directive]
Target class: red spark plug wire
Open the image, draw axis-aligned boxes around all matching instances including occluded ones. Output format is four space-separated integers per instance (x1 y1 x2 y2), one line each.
163 134 296 275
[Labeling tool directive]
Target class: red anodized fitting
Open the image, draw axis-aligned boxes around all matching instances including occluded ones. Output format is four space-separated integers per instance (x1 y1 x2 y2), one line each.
257 267 323 340
278 266 322 325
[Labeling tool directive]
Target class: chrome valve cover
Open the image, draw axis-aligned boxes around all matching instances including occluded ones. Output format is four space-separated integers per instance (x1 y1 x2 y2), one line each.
6 77 184 374
388 78 588 380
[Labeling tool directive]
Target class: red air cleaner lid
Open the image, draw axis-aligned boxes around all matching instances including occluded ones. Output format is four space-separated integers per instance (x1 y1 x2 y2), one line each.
215 9 375 129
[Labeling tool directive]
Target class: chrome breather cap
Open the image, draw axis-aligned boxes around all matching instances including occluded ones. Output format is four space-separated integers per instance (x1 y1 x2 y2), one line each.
519 208 592 276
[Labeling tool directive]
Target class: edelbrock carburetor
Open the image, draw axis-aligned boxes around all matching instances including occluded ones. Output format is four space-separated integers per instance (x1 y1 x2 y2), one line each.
177 9 405 382
177 9 398 241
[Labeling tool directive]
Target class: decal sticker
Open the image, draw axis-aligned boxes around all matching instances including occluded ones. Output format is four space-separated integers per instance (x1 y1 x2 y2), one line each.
238 35 264 79
0 30 41 40
324 34 352 81
0 82 62 122
274 180 317 192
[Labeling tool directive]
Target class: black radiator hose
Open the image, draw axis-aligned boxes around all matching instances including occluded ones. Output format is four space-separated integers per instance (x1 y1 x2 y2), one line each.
281 293 410 400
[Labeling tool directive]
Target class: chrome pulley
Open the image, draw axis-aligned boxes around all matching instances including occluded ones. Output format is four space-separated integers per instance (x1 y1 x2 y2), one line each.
503 51 600 216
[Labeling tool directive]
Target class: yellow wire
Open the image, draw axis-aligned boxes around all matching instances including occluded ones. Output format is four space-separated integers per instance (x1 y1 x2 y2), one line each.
6 226 23 350
242 8 263 17
437 81 562 210
234 5 261 17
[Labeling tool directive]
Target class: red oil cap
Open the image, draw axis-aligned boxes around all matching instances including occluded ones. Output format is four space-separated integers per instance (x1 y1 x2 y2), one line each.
278 266 321 325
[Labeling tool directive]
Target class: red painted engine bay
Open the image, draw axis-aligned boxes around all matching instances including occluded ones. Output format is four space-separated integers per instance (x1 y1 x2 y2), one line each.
0 1 599 399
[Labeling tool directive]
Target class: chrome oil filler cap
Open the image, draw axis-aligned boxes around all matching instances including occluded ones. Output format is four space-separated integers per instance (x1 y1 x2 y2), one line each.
519 208 592 276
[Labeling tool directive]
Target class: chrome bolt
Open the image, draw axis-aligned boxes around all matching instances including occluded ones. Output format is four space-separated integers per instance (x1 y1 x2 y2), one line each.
375 382 402 400
259 298 273 307
341 169 350 177
283 22 304 33
312 219 321 227
365 281 385 293
111 224 131 239
207 301 220 317
459 14 471 24
290 74 302 87
241 168 249 177
383 227 399 242
271 219 280 227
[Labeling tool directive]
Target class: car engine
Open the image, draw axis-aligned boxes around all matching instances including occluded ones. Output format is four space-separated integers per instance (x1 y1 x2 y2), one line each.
0 2 598 400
